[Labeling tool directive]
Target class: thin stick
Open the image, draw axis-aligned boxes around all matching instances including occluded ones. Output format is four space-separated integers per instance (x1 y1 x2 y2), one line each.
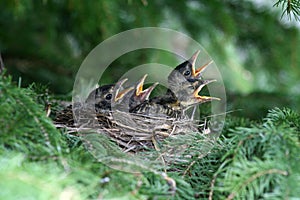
0 52 5 74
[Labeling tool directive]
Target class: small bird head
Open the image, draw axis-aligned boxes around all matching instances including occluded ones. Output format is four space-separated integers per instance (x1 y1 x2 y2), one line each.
85 84 115 112
130 74 158 109
168 50 213 92
188 50 213 80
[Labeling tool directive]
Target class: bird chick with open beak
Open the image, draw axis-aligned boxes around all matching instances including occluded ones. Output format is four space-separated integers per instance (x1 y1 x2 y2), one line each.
129 74 158 110
132 79 219 118
112 75 158 112
168 50 213 93
151 50 213 105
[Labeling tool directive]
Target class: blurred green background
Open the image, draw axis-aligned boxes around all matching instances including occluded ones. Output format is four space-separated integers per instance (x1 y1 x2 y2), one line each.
1 0 299 119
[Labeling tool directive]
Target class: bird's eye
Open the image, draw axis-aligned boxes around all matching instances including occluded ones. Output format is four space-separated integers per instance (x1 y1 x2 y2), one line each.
187 85 194 90
105 94 112 100
183 70 191 76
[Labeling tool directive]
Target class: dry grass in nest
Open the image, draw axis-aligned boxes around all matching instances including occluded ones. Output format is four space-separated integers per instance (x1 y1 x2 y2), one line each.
54 108 214 168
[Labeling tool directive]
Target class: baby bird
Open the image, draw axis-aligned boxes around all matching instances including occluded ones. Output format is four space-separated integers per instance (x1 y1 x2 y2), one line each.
131 79 219 118
168 50 213 93
55 84 116 126
112 74 158 112
148 50 215 117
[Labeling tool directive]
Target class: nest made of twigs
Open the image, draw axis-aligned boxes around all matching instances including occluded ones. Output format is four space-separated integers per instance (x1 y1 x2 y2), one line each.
55 109 209 152
54 105 214 167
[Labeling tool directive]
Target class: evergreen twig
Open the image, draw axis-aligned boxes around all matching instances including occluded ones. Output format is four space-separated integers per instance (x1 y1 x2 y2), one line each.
274 0 300 21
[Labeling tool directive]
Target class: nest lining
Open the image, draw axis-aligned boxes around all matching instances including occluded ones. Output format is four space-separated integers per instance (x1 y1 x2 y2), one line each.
55 107 211 157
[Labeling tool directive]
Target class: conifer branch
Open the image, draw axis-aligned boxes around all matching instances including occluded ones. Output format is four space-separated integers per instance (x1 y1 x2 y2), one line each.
274 0 300 21
226 169 288 200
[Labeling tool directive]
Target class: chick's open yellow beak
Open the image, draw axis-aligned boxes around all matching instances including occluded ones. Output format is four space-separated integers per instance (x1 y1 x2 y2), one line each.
136 74 148 96
188 50 213 78
135 74 158 100
114 78 134 101
193 60 213 77
141 82 158 100
115 87 134 101
193 79 220 101
188 50 200 67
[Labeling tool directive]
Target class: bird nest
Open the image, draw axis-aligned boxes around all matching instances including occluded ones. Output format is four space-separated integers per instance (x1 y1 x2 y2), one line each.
55 106 215 167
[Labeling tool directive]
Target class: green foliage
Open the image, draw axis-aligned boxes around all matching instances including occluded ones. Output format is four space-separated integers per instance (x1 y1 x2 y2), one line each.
1 0 300 120
2 1 299 199
165 108 300 199
0 74 300 199
0 152 82 200
1 1 300 107
0 75 173 199
228 92 297 120
0 74 66 158
274 0 300 21
0 0 163 93
211 108 300 199
174 135 233 199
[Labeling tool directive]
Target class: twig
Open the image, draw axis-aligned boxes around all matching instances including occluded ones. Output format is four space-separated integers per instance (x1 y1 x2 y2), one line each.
0 52 5 74
183 160 196 177
208 174 217 200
